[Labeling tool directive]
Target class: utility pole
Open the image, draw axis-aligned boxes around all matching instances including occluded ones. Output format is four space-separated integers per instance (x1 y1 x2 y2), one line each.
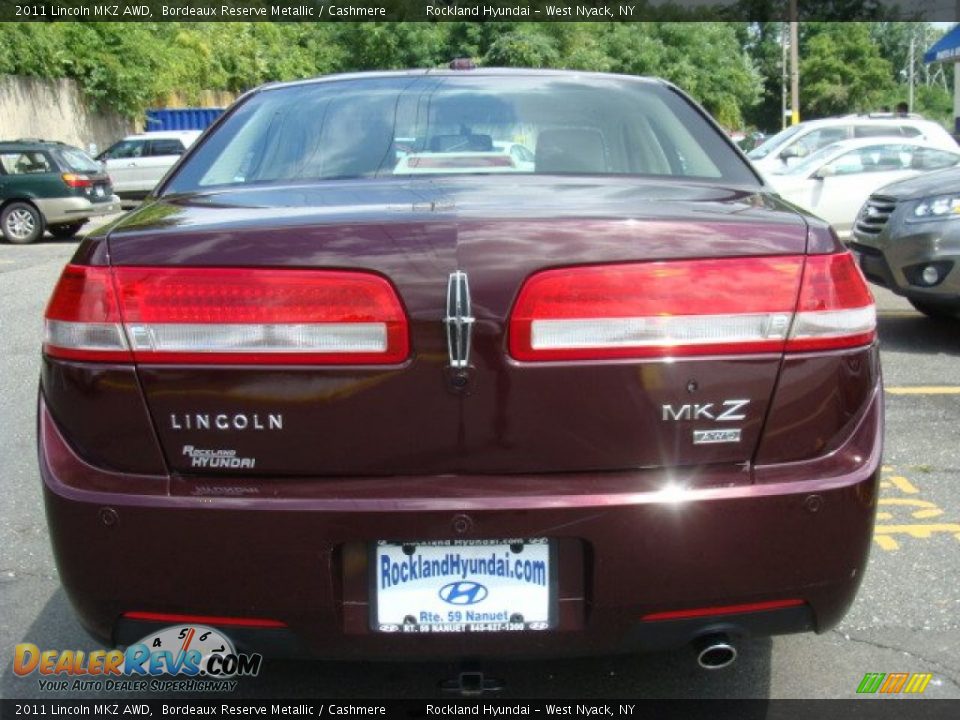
789 0 799 125
908 30 915 112
781 23 788 130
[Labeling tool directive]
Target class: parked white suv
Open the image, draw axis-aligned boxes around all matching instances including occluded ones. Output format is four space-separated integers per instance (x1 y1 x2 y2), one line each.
748 115 957 177
98 130 201 200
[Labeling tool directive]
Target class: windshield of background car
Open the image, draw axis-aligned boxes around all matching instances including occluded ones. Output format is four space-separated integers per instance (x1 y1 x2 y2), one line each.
164 75 759 192
101 140 145 160
57 147 102 173
747 124 803 159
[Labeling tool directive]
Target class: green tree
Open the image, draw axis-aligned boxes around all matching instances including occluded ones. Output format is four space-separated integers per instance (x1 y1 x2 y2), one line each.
799 22 894 117
602 23 760 128
740 22 787 132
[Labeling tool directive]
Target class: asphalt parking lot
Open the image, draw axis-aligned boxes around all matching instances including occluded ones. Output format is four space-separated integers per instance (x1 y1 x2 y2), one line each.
0 223 958 701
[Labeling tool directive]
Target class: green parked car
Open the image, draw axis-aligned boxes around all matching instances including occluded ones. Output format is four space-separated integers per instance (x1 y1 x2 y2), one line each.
0 139 121 244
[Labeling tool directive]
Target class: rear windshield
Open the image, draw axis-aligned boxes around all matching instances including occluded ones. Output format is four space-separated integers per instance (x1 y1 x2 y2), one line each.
57 147 102 173
165 74 758 193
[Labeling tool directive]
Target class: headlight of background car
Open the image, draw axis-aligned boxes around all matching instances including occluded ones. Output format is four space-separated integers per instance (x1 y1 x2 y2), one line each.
909 194 960 222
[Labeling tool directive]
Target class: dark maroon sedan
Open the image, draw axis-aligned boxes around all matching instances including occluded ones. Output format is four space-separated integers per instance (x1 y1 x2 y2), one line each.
39 69 881 669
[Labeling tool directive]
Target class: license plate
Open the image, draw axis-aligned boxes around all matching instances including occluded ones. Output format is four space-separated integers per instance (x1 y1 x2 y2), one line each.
372 539 554 633
94 186 105 197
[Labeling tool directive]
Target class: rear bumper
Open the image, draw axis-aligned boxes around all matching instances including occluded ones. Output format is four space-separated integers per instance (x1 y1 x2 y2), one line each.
39 387 882 660
34 195 121 225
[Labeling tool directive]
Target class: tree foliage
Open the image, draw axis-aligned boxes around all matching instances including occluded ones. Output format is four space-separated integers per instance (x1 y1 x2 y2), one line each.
799 23 895 116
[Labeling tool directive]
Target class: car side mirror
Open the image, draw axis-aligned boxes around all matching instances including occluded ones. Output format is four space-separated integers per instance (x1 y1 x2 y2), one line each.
813 166 835 180
779 146 800 161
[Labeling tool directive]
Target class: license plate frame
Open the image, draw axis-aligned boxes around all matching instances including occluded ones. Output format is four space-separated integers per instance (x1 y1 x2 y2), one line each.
369 539 557 634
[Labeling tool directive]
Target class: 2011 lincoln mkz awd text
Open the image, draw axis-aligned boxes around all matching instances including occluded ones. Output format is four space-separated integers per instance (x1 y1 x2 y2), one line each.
38 68 882 667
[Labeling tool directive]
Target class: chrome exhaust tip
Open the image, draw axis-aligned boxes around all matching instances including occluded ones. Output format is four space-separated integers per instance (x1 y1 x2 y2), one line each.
695 634 738 670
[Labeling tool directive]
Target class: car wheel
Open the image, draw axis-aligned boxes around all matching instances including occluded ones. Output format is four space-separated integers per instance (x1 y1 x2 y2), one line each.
48 222 85 239
908 298 960 320
1 201 44 244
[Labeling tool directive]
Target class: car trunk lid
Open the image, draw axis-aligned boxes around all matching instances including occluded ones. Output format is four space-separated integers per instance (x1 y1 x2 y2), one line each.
104 177 810 477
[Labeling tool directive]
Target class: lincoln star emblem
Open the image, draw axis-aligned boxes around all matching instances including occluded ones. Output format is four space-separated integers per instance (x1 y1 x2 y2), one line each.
444 271 475 369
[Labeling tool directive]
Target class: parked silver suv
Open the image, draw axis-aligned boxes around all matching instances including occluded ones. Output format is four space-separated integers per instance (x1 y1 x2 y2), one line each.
98 130 201 200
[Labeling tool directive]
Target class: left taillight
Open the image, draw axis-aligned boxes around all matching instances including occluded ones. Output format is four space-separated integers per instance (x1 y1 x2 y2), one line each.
61 173 92 189
44 265 409 365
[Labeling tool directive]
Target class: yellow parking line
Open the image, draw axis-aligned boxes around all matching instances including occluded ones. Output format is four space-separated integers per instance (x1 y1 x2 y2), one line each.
886 387 960 395
888 476 919 494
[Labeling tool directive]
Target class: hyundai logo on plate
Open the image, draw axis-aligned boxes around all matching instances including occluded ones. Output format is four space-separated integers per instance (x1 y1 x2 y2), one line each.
439 581 488 605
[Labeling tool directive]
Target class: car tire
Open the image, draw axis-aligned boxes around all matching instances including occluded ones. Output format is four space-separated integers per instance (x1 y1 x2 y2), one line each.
1 201 45 244
48 222 85 239
908 298 960 321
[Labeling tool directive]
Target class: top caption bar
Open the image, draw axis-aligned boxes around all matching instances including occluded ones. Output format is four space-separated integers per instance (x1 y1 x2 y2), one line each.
1 0 959 23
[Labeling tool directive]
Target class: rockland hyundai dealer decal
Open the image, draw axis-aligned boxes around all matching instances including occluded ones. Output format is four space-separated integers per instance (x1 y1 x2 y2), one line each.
374 540 553 632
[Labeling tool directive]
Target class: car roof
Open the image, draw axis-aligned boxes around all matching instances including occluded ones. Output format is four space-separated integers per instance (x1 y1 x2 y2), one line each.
259 67 667 94
814 137 953 157
794 115 937 130
0 139 74 151
121 130 203 141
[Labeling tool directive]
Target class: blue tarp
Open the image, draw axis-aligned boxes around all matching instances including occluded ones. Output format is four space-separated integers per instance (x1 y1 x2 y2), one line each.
924 24 960 64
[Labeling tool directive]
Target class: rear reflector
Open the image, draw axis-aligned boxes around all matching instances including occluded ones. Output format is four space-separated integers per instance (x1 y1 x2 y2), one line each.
122 611 287 628
641 598 805 622
509 253 875 360
44 265 409 365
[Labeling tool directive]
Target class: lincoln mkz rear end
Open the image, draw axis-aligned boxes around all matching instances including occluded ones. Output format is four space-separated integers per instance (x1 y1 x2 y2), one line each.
38 70 882 665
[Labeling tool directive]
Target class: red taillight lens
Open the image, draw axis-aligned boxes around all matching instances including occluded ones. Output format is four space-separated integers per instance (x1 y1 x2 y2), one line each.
510 256 805 360
786 252 876 351
508 253 875 361
44 265 409 365
61 173 92 189
44 265 131 362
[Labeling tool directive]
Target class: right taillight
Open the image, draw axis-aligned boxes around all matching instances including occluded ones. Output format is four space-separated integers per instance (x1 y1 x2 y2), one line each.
44 265 410 365
508 252 875 361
